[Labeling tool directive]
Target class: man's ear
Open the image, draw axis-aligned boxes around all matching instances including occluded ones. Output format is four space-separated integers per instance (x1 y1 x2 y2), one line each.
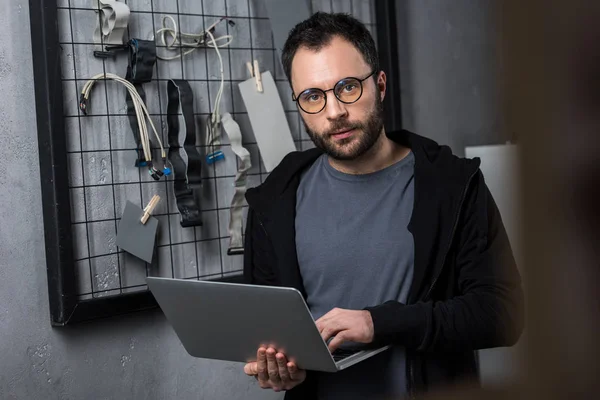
377 71 387 102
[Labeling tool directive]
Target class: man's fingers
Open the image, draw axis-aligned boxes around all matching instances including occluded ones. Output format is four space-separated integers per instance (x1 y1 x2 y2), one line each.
328 331 348 352
315 315 327 332
276 353 290 382
315 308 338 329
320 327 331 342
251 347 306 391
321 325 342 343
315 308 337 330
287 362 302 381
317 313 345 339
266 348 281 382
256 348 268 382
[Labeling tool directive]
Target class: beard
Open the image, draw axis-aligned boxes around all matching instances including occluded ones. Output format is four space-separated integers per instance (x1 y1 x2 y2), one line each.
303 96 385 161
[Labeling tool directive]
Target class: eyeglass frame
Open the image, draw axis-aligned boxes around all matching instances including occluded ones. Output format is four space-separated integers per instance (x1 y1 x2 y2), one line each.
291 70 378 114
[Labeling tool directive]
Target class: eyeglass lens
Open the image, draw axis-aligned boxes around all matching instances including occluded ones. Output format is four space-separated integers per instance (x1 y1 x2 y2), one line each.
298 77 364 114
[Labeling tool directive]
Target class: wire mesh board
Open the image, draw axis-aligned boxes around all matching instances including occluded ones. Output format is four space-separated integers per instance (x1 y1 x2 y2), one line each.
31 0 380 324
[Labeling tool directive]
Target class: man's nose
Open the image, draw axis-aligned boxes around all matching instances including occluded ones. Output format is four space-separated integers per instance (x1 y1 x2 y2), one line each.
324 91 348 120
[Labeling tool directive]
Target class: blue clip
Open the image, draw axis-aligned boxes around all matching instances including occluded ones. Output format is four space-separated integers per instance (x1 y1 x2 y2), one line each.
206 150 225 165
163 167 172 176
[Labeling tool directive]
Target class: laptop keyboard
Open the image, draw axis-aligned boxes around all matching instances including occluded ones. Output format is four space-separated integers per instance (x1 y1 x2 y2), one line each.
332 348 360 362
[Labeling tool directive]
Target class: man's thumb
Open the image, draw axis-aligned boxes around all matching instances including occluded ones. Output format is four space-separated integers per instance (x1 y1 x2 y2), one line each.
244 362 257 376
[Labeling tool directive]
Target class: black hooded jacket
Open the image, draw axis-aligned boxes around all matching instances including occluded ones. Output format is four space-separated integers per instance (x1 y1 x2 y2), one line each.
243 130 524 399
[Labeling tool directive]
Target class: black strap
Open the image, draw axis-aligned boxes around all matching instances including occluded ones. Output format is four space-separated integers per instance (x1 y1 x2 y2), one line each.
124 39 157 168
167 79 203 227
128 39 157 84
167 80 202 186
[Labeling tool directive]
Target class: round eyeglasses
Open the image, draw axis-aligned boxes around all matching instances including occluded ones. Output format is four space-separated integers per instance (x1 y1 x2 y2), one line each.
291 71 377 114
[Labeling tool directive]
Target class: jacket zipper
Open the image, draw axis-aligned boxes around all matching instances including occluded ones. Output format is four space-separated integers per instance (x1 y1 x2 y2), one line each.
408 353 416 399
256 212 269 237
408 169 478 399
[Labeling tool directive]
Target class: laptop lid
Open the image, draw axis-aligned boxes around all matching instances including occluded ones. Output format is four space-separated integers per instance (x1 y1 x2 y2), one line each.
146 277 340 372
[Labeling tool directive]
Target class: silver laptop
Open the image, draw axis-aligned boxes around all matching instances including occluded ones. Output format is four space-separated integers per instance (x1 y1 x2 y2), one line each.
146 277 390 373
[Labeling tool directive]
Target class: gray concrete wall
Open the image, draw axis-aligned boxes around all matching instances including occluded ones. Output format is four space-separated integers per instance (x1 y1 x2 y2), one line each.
396 0 510 156
0 1 280 399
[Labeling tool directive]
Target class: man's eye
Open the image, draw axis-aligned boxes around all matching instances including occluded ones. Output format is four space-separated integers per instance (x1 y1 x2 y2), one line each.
343 84 357 92
302 92 323 103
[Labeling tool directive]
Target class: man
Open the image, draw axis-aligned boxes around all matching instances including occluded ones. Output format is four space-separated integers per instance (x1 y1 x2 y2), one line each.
242 12 524 400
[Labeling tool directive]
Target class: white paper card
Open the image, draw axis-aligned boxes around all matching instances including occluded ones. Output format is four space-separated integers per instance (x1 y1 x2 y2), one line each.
238 71 296 172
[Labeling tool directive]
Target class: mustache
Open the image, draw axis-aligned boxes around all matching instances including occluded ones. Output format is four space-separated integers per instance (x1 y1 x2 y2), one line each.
326 120 363 136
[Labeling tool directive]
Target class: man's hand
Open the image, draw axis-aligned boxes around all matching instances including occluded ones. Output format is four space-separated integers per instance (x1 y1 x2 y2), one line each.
315 308 375 352
244 347 306 392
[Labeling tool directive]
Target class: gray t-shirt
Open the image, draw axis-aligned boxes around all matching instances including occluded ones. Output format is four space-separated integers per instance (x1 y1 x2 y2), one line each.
295 152 415 399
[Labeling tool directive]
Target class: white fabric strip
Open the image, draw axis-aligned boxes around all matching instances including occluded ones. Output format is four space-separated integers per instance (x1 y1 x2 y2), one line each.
93 0 130 46
221 113 252 254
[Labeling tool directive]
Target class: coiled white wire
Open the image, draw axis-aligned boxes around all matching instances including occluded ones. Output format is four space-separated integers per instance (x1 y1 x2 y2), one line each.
80 73 166 164
155 15 233 61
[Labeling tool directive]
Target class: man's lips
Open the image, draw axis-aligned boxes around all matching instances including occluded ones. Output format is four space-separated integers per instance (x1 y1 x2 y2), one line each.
330 128 356 140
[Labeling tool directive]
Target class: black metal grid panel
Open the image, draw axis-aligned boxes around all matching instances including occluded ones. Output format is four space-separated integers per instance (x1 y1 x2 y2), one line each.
52 0 377 313
30 0 383 325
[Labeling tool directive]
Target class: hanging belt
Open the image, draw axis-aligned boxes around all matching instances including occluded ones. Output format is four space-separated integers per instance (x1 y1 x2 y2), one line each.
124 39 157 168
128 39 157 84
93 0 130 46
167 80 203 227
221 113 251 255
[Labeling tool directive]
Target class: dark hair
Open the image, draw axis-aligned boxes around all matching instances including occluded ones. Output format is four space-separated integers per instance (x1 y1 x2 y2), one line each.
281 12 380 85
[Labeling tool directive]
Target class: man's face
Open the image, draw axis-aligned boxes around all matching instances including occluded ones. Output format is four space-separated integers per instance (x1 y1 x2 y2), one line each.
290 36 386 161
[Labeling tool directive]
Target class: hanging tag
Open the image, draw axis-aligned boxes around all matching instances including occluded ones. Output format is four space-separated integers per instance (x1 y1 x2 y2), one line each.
238 70 296 172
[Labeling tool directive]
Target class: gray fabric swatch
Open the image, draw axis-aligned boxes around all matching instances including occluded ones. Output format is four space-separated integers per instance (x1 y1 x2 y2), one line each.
116 201 158 263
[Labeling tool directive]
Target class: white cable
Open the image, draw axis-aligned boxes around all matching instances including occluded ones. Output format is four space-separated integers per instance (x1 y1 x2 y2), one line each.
205 28 225 151
155 16 233 61
208 29 225 124
80 73 166 165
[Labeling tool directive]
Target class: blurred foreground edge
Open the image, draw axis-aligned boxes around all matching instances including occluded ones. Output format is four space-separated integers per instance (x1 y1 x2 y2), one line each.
420 1 600 399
